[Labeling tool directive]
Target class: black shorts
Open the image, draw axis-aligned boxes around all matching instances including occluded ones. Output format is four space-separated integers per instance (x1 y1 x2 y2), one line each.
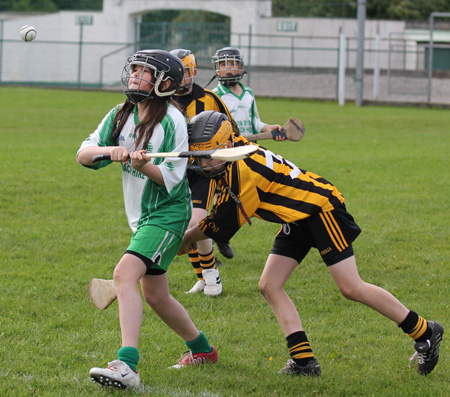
271 204 361 266
187 168 217 210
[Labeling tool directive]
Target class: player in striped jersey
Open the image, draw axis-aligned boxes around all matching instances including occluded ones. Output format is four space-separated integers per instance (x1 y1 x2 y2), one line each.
77 51 217 389
171 48 238 296
178 110 443 377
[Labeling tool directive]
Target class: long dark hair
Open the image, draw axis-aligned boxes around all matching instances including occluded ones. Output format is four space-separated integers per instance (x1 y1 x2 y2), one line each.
112 81 183 150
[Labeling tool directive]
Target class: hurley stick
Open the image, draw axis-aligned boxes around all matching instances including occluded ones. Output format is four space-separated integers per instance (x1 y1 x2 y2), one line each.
245 117 305 142
92 145 258 163
89 278 117 310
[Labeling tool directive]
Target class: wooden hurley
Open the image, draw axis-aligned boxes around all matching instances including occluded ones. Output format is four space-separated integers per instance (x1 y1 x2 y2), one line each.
245 117 305 142
89 278 117 310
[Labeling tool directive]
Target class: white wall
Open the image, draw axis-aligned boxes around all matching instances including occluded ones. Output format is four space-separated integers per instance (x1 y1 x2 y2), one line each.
0 1 432 86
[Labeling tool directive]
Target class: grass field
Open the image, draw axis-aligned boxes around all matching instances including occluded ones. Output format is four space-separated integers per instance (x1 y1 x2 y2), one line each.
0 86 448 396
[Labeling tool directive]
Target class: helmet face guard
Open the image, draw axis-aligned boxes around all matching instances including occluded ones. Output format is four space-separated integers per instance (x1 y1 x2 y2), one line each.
170 49 196 95
121 50 184 104
188 110 234 179
192 159 229 179
212 47 244 87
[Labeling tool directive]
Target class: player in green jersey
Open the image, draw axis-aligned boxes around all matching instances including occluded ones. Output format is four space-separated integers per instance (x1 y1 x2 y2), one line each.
77 50 217 390
211 47 282 138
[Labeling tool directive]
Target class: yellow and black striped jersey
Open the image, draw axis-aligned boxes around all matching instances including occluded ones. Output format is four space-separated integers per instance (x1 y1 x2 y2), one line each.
198 142 345 243
174 83 240 136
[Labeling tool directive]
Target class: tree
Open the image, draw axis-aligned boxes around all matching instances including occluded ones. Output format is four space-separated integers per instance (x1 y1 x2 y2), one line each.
0 0 102 12
142 9 229 24
1 1 449 21
53 0 102 10
272 0 450 21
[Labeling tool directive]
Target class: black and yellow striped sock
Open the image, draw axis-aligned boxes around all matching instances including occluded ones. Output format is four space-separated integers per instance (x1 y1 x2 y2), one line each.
199 249 217 271
287 331 315 366
399 310 432 342
188 249 204 281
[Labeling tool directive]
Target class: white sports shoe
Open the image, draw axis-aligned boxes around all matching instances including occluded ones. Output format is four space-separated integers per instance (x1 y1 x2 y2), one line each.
89 359 140 389
186 280 206 294
202 268 223 296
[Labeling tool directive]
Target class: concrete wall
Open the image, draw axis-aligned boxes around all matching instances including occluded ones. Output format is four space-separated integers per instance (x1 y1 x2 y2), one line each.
1 1 448 105
243 17 407 69
0 1 274 85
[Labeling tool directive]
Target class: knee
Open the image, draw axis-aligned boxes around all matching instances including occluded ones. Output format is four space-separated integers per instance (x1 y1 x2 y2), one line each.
142 291 158 309
338 282 365 302
142 290 169 311
113 266 127 288
258 278 276 301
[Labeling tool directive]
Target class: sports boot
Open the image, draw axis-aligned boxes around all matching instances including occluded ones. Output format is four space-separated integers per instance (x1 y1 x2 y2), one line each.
278 358 321 376
169 346 218 369
216 242 234 259
203 268 223 296
186 280 205 294
409 321 444 375
89 360 140 389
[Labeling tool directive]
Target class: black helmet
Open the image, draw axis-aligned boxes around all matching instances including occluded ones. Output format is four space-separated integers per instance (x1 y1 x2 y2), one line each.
170 48 197 95
121 49 184 104
188 110 234 179
212 47 245 87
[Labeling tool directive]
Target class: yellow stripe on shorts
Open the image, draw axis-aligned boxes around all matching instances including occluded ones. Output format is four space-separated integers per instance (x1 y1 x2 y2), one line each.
319 212 348 252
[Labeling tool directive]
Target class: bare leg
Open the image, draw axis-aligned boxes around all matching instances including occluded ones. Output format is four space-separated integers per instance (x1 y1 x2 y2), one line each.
328 255 409 323
190 208 213 256
259 254 303 336
113 253 147 348
141 273 200 341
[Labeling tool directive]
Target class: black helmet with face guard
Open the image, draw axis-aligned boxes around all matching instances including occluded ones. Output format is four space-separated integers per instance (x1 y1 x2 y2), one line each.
121 49 184 104
212 47 245 87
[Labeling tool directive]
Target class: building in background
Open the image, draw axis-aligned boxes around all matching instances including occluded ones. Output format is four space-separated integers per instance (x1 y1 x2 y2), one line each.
0 0 449 104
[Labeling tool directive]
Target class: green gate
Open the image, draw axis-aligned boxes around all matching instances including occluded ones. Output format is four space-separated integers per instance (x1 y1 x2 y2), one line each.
424 46 450 71
137 22 230 67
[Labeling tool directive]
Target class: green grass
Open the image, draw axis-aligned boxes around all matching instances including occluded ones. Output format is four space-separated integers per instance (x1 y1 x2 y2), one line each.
0 87 449 396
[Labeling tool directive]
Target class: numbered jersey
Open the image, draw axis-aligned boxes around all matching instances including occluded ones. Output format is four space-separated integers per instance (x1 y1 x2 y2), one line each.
198 139 345 243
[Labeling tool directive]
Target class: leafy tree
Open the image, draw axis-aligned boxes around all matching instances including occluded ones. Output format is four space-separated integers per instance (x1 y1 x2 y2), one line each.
0 0 57 12
272 0 450 20
142 9 229 24
0 0 102 12
384 0 450 20
1 0 449 21
53 0 102 10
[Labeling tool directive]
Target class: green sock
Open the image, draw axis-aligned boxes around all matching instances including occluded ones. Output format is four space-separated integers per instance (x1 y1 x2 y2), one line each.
185 331 213 354
118 346 139 372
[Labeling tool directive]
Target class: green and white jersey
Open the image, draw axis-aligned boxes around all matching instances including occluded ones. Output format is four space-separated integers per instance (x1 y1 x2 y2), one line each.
213 82 266 137
78 103 192 237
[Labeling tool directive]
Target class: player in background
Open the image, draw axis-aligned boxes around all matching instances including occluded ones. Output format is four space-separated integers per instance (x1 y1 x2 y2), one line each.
171 48 237 295
211 47 282 139
179 110 444 377
77 50 217 389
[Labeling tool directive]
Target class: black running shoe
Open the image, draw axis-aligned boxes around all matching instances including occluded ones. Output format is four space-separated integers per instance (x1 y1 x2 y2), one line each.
278 359 321 376
409 321 444 375
216 242 234 259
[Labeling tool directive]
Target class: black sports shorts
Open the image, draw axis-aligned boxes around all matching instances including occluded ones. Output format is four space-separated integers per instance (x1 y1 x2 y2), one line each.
270 204 361 266
187 168 217 210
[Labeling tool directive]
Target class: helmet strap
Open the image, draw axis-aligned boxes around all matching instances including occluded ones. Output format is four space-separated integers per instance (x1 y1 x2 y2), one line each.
218 177 252 226
204 75 217 89
154 72 176 97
